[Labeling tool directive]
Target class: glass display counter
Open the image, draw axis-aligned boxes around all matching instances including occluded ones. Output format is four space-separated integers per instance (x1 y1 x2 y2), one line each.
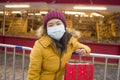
0 10 120 44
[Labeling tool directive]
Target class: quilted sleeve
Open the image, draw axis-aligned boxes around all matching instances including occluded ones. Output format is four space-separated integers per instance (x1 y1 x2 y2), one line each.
72 37 91 55
27 40 43 80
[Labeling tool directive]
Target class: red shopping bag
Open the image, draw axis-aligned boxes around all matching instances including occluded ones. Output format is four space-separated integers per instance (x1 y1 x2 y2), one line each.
64 63 94 80
64 52 94 80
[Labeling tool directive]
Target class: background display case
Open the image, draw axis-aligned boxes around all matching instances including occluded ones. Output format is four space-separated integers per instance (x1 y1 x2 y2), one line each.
0 10 120 44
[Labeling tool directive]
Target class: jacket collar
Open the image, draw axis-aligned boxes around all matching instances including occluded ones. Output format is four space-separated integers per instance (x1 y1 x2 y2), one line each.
38 35 52 47
68 36 78 48
38 35 77 48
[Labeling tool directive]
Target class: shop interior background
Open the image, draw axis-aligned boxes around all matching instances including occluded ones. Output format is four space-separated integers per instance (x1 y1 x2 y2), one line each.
0 2 120 44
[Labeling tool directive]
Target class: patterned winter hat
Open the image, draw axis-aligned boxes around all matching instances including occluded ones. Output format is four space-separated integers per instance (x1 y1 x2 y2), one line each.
43 10 66 27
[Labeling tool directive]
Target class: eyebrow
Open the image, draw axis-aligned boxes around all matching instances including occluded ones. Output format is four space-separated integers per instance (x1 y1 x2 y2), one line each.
47 20 62 25
56 20 62 23
47 23 53 25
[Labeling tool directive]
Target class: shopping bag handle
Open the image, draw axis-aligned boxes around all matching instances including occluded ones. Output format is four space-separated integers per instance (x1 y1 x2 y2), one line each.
72 52 85 63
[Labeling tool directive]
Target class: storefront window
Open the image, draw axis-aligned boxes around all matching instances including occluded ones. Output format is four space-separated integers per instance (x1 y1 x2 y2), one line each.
65 11 120 44
4 10 44 38
0 10 3 35
0 9 120 44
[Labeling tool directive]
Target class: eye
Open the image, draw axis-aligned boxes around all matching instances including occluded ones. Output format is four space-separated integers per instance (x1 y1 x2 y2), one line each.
56 22 62 25
47 23 54 27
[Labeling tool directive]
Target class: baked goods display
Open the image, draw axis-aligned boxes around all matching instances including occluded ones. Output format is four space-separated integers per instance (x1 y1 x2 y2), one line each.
0 11 120 44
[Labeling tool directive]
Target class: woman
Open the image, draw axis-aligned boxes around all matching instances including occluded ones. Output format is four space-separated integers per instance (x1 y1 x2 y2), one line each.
27 10 91 80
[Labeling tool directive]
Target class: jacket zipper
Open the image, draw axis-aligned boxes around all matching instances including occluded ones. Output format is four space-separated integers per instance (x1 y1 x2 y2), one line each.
52 42 62 80
54 51 62 80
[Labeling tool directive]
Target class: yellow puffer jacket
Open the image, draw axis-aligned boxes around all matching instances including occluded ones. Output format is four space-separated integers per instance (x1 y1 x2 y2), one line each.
27 34 91 80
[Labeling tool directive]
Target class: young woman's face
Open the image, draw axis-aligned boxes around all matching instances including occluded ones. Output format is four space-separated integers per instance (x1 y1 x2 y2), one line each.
47 19 64 27
46 19 66 40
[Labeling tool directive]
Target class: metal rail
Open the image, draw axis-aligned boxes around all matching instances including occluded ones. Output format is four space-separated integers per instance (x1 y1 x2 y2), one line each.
89 53 120 80
0 43 120 80
0 43 32 80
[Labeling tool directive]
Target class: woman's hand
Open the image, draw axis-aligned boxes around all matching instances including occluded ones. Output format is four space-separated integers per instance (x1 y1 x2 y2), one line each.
75 48 87 56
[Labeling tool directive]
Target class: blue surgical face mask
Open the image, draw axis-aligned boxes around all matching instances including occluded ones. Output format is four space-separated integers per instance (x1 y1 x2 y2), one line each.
47 24 65 41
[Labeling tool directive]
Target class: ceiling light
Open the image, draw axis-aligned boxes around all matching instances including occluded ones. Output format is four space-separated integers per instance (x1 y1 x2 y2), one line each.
40 11 48 14
28 13 34 15
0 11 8 15
35 13 41 15
5 5 30 8
0 11 3 14
91 12 104 17
65 11 85 15
84 14 89 17
74 6 107 10
91 12 102 16
12 11 21 14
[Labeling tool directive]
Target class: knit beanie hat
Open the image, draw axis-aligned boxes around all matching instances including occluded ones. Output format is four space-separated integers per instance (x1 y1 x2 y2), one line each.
43 10 66 28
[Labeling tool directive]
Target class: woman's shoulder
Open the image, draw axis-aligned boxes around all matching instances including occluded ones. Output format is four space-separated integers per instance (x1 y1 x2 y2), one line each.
69 36 78 43
66 27 81 38
36 35 52 47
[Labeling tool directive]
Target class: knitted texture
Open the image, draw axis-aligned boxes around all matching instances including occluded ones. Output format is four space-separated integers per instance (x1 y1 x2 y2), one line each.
44 10 66 27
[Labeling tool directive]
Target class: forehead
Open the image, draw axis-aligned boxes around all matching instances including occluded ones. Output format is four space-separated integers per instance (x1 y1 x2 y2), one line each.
47 19 62 24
